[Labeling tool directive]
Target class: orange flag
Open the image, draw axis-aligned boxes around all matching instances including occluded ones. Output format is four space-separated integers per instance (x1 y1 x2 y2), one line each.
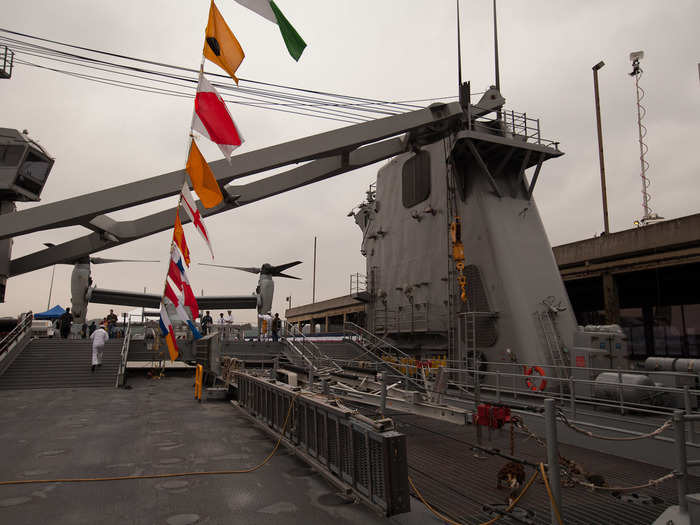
186 140 224 209
173 211 191 267
203 0 245 84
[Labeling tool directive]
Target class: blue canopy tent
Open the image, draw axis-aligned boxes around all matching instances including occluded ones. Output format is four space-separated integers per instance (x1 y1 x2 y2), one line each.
34 305 66 320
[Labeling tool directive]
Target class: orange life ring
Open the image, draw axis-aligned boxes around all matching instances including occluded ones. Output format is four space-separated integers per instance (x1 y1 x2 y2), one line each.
524 365 547 391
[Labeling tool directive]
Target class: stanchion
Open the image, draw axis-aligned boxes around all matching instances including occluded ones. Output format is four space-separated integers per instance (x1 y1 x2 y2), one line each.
674 410 688 514
544 398 562 524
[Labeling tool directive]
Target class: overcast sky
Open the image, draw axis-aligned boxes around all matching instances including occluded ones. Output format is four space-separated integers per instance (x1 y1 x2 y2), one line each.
1 0 699 324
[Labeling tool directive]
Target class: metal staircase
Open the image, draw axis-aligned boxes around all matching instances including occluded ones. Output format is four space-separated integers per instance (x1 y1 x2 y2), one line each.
0 337 123 389
282 322 343 373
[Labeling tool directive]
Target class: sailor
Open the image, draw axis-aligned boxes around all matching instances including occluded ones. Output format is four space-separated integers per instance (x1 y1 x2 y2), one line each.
225 310 234 324
217 313 226 325
106 309 118 338
271 313 281 342
201 311 213 335
58 307 73 339
90 321 109 372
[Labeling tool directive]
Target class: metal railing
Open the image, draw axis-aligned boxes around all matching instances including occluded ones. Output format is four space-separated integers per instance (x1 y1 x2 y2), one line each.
1 45 14 79
115 315 132 387
324 352 700 422
283 321 342 373
231 372 410 517
470 106 560 149
0 312 33 375
350 273 367 296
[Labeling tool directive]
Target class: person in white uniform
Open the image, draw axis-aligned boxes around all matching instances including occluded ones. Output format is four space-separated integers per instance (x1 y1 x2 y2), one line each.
90 322 109 372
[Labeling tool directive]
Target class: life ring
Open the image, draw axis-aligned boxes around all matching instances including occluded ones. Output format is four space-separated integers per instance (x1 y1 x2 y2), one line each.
524 366 547 391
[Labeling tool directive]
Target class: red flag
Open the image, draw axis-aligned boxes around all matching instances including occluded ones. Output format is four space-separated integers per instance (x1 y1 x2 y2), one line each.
191 73 243 162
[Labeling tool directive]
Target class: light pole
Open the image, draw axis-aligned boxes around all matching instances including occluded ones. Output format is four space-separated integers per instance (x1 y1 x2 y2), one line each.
592 61 610 234
44 242 56 310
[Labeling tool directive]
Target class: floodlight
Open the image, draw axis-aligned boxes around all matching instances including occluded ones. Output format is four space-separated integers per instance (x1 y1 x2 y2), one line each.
592 61 605 71
629 51 644 62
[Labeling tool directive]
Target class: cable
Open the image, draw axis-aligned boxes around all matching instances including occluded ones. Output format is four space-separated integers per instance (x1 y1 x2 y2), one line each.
0 394 298 486
0 27 444 113
539 463 564 525
408 467 540 525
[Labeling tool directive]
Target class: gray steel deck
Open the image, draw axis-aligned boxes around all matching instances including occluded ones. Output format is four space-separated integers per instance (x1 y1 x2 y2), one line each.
0 376 424 525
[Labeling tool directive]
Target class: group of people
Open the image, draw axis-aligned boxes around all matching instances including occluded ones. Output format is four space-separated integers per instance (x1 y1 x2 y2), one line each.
199 310 234 335
56 308 121 340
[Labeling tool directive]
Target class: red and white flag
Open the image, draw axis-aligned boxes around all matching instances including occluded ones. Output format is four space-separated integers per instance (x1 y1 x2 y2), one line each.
191 73 243 162
180 182 214 259
169 245 200 321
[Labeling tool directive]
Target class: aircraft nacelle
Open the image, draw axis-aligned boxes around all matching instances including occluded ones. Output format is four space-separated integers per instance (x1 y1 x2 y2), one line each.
70 260 91 325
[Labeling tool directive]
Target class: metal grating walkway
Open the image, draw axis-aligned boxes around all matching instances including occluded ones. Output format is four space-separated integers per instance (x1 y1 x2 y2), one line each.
393 413 700 525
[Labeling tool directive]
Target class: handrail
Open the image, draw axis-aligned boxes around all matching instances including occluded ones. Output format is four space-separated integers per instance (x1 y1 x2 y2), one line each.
343 321 412 361
115 314 132 387
0 311 33 359
282 321 342 372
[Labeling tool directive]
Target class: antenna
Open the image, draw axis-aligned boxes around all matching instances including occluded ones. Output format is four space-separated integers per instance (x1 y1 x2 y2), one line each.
628 51 660 225
493 0 500 91
456 0 465 107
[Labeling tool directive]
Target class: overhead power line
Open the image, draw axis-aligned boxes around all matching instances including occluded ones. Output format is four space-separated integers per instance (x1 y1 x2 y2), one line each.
0 27 465 125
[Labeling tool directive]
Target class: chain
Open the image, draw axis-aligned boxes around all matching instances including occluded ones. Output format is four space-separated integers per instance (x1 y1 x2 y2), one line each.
557 410 673 441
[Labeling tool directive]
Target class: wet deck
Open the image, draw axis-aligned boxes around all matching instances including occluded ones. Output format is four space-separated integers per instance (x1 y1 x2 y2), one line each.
0 376 419 525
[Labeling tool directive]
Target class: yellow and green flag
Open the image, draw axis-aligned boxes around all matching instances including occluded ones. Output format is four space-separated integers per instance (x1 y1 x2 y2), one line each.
233 0 307 61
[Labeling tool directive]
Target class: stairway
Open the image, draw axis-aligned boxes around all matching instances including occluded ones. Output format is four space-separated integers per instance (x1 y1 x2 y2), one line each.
0 338 123 390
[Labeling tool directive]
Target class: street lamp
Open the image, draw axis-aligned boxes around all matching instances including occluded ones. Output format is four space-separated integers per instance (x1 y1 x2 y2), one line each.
592 61 610 235
44 242 56 310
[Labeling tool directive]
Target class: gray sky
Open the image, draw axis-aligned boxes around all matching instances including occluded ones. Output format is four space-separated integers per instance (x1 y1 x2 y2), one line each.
1 0 699 324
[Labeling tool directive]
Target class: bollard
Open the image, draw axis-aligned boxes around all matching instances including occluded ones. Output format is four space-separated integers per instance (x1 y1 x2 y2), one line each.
544 399 562 524
674 410 689 514
380 373 388 417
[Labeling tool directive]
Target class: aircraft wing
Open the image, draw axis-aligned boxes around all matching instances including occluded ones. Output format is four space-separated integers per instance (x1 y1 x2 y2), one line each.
88 287 258 310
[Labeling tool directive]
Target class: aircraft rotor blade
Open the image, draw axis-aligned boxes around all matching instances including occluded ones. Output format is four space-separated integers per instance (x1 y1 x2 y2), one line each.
270 260 302 276
199 262 260 274
276 272 302 280
90 257 159 264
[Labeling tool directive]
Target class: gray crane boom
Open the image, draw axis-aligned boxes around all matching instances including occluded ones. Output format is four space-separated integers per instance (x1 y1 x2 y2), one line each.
5 88 505 278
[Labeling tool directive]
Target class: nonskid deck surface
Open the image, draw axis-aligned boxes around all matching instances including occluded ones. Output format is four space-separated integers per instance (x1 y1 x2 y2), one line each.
392 411 699 525
0 376 404 525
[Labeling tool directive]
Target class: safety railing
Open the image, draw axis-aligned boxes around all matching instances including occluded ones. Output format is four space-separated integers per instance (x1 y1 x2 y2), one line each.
0 312 33 375
326 354 700 422
232 372 410 517
115 315 132 387
282 321 342 373
469 105 560 150
0 45 14 79
350 272 367 296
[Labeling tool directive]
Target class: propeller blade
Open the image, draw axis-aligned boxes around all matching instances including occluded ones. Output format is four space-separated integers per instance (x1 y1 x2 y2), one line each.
270 261 302 275
276 272 302 280
90 257 159 264
199 263 260 274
